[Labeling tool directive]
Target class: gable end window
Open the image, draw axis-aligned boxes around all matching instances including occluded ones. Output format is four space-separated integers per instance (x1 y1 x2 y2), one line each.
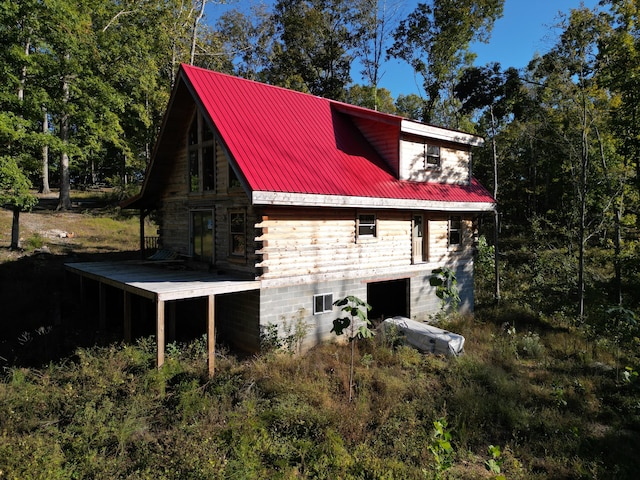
229 210 246 258
313 293 333 315
188 111 216 193
448 216 462 246
424 144 440 168
357 214 377 238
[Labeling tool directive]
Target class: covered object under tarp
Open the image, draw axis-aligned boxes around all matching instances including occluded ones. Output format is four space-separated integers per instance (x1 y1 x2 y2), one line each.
380 316 465 356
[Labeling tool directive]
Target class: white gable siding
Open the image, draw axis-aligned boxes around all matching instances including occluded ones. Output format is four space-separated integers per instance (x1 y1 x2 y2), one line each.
399 136 471 185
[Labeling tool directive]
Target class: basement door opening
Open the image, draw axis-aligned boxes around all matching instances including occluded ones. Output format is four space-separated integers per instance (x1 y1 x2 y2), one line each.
367 279 408 323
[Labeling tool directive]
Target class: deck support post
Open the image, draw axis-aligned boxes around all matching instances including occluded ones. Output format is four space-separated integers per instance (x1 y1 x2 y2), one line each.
123 291 132 343
99 282 107 331
156 298 165 369
207 294 215 377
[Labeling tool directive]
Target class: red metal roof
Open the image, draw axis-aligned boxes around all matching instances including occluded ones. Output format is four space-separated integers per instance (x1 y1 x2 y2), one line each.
181 64 494 206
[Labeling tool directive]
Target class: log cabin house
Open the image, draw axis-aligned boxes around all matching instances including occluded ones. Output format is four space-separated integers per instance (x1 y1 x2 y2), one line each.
67 64 495 373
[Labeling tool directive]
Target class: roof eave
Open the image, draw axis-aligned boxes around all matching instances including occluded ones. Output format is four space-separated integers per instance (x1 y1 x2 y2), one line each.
252 191 496 212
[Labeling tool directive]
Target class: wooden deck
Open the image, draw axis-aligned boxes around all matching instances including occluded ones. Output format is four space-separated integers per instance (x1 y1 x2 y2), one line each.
65 261 260 376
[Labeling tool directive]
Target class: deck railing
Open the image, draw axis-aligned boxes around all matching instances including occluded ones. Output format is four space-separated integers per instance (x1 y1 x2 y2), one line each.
144 236 159 252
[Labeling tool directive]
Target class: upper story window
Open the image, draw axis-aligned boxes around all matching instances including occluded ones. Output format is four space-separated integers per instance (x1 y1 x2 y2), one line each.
424 144 440 168
448 216 462 246
357 214 377 238
188 111 215 193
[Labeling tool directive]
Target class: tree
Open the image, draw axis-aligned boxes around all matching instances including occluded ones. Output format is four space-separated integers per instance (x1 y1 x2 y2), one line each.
345 84 396 113
0 155 37 249
507 6 625 319
395 93 424 120
351 0 402 110
331 295 374 402
388 0 504 126
217 5 275 80
455 63 524 301
266 0 355 100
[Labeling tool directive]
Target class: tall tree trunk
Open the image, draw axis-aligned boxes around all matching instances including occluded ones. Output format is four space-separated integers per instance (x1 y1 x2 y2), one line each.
190 0 207 65
490 105 500 301
10 208 21 250
41 107 51 194
58 69 72 210
577 94 589 319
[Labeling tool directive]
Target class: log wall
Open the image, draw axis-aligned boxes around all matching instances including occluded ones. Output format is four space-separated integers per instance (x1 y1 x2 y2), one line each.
255 207 474 280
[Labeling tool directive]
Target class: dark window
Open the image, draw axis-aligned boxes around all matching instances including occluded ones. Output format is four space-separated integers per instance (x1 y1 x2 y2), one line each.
229 211 246 256
449 216 462 246
358 214 377 237
313 293 333 314
229 166 242 190
188 111 216 193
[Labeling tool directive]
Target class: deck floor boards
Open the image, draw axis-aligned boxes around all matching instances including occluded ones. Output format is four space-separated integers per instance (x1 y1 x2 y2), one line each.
65 261 260 301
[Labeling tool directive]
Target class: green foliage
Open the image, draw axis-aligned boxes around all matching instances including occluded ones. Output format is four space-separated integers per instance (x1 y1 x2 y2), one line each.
0 156 37 211
429 266 461 313
260 310 310 354
331 295 374 341
427 418 454 479
485 444 505 476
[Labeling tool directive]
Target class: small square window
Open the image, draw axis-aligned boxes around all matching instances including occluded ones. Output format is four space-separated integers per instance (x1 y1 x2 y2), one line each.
425 144 440 167
313 293 333 315
358 214 376 237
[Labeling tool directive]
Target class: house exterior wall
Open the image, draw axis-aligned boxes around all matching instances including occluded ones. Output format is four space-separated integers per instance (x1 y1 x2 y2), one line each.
157 125 259 278
399 135 471 185
258 259 474 353
254 207 476 349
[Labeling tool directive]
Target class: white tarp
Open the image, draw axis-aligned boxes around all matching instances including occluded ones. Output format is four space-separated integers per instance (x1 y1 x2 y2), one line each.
380 316 465 356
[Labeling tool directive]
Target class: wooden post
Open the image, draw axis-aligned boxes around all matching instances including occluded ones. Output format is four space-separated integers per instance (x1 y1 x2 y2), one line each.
207 294 215 377
156 299 165 369
139 209 146 259
99 282 107 331
123 291 132 343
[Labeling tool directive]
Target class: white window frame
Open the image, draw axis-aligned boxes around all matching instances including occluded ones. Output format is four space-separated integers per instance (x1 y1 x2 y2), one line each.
313 293 334 315
424 143 440 168
448 215 462 247
357 213 377 239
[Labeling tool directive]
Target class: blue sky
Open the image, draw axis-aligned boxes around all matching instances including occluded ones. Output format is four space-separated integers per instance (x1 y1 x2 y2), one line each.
206 0 603 98
380 0 602 97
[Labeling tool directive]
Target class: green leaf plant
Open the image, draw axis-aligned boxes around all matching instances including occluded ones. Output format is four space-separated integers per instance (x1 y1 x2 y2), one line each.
429 267 461 314
331 295 374 402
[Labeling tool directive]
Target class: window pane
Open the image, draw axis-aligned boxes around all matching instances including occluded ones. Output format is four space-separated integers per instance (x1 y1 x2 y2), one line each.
358 214 376 237
323 294 333 311
203 145 215 191
188 116 198 145
202 121 214 141
230 212 246 256
189 151 199 192
449 216 461 246
314 296 324 314
426 145 440 166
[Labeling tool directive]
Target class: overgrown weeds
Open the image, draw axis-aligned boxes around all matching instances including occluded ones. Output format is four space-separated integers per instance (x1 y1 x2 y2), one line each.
1 319 639 479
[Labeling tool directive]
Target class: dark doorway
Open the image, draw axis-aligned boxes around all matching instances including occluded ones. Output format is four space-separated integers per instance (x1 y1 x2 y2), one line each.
367 279 408 322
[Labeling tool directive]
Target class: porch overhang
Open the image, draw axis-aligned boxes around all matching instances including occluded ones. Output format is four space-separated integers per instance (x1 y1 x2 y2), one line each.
65 261 260 376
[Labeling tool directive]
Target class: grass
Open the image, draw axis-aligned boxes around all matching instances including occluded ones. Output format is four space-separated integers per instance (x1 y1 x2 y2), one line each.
0 197 639 478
